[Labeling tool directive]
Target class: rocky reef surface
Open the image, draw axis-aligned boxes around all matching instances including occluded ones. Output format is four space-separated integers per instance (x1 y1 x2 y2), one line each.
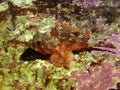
0 0 120 90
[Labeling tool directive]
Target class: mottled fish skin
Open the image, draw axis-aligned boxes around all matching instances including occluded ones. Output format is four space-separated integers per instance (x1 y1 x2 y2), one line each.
7 22 92 67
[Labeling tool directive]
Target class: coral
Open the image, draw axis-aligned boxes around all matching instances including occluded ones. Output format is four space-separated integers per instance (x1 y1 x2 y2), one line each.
69 61 120 90
0 0 120 89
82 0 101 6
91 32 120 56
72 0 81 6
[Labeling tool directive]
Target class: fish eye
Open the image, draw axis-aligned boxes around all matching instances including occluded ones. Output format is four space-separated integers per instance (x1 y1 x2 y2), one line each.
36 41 41 46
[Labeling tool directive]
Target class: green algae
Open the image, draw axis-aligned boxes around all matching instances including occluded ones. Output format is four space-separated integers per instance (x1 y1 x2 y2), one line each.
0 0 120 89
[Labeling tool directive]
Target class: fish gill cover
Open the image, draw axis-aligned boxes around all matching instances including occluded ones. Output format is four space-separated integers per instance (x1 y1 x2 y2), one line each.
0 0 120 90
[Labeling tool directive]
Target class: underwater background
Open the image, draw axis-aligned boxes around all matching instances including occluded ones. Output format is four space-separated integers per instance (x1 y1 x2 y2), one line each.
0 0 120 90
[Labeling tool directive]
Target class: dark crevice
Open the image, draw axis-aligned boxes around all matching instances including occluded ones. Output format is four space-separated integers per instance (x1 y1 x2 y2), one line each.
73 47 116 54
20 48 50 61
